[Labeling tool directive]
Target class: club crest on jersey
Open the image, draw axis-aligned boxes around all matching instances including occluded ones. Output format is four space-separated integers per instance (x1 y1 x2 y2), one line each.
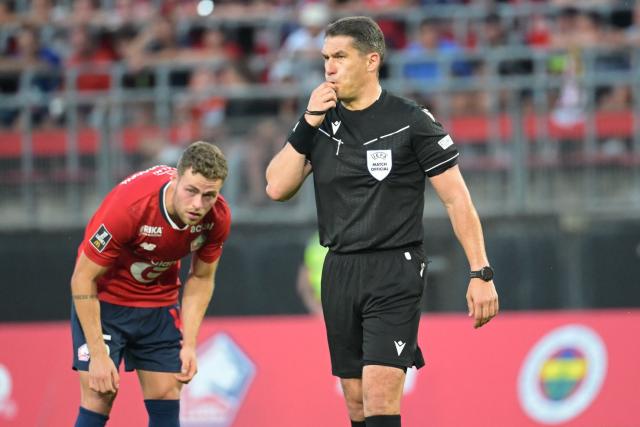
367 150 392 181
90 224 112 252
139 225 163 237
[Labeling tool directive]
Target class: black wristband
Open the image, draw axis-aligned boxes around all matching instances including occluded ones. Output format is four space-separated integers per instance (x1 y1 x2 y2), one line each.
287 114 319 156
305 109 328 116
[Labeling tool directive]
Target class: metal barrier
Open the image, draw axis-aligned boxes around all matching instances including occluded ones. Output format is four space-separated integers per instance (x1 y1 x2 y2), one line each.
1 44 639 229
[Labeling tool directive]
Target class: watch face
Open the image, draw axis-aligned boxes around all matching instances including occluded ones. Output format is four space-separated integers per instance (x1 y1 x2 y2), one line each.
481 266 494 281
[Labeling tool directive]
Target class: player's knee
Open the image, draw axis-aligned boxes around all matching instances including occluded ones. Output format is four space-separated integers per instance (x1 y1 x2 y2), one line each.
79 391 116 415
146 384 182 400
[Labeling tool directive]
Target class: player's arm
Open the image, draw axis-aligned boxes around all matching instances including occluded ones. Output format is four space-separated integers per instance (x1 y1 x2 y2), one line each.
175 256 219 383
70 251 120 393
266 82 336 201
429 165 499 328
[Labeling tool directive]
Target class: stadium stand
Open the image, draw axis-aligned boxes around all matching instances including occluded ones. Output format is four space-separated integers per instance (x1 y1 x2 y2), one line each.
1 0 639 227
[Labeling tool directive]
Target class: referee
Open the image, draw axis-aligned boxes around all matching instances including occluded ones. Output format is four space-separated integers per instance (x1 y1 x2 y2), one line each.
266 16 498 427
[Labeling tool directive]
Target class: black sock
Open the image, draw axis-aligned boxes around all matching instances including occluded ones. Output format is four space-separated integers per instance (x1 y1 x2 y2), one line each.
74 406 109 427
351 421 366 427
365 414 401 427
144 399 179 427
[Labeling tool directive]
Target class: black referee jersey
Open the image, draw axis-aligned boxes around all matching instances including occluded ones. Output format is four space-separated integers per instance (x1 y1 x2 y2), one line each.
306 89 459 253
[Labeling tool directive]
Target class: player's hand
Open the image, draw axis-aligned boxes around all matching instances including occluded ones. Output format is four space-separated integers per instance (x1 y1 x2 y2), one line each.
175 345 198 384
304 82 337 127
466 279 499 329
88 353 119 394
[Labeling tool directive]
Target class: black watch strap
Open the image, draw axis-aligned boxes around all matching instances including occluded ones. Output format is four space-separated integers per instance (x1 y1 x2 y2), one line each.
470 266 494 282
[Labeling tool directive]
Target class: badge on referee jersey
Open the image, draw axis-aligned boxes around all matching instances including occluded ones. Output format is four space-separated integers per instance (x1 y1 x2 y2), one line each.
367 150 392 181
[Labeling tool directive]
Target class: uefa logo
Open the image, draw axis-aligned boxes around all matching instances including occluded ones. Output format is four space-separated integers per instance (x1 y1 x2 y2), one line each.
518 324 607 424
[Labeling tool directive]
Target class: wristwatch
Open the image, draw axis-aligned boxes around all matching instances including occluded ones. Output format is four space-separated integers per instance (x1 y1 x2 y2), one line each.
470 266 494 282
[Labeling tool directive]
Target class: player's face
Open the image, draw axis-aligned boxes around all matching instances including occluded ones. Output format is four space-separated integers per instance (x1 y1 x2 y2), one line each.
172 168 223 226
323 35 376 102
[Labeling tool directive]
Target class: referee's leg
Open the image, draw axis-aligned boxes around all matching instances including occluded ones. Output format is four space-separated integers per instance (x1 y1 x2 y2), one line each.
340 378 365 425
339 366 406 427
362 365 405 426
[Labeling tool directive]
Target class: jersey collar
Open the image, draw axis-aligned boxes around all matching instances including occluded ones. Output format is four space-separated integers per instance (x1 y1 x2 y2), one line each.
339 89 386 114
160 182 189 231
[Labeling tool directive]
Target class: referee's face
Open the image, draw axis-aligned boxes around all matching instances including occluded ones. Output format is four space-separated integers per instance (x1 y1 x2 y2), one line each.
323 35 375 102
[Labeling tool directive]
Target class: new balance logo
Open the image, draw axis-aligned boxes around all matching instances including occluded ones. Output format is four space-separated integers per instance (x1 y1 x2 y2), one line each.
394 340 406 356
140 242 156 251
331 121 341 135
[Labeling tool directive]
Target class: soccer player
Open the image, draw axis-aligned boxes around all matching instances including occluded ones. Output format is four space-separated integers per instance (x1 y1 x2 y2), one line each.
70 141 231 427
266 17 498 427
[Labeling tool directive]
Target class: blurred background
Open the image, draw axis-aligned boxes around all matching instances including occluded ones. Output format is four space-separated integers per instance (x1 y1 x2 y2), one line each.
0 0 639 426
1 0 639 319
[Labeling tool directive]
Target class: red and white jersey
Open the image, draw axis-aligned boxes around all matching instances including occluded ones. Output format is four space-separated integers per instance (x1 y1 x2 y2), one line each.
78 165 231 307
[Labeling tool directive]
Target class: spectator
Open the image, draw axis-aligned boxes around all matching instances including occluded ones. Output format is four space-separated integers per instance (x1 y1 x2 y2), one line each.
0 1 16 26
180 27 241 63
628 2 640 46
171 66 226 147
71 0 98 26
480 13 533 76
403 18 472 82
25 0 52 27
0 25 61 127
526 14 552 49
124 15 179 72
66 25 115 92
269 2 329 84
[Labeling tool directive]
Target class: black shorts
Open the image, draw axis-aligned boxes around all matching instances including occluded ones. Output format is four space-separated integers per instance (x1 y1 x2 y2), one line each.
71 300 183 373
321 246 427 378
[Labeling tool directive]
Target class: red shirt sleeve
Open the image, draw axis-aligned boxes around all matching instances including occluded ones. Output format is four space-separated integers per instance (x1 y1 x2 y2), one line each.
82 190 136 267
196 197 231 263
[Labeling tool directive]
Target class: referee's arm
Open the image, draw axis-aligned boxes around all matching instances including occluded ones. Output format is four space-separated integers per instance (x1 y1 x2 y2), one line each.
430 164 499 328
265 144 312 201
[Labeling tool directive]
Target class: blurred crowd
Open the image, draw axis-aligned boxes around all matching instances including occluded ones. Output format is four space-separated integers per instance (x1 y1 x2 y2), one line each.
0 0 638 203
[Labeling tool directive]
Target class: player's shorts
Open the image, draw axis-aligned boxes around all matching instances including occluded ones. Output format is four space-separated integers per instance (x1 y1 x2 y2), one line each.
71 300 182 373
321 246 427 378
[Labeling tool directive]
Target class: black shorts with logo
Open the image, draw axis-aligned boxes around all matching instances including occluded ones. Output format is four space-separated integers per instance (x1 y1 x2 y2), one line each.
321 246 427 378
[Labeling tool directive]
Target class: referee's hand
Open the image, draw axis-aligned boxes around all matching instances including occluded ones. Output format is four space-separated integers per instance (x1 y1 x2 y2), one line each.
466 279 499 328
305 82 337 127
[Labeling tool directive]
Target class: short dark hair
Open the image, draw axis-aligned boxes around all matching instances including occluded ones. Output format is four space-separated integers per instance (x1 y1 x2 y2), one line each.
325 16 386 64
177 141 228 181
